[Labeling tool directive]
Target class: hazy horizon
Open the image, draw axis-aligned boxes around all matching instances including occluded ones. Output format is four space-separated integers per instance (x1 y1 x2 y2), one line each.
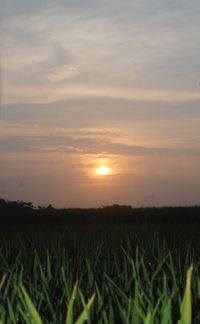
0 0 200 208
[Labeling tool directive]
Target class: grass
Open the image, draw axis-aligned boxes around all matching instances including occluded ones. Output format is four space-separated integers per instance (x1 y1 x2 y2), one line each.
0 225 200 323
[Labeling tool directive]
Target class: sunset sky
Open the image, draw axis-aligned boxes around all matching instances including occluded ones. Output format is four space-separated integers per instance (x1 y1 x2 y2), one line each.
0 0 200 207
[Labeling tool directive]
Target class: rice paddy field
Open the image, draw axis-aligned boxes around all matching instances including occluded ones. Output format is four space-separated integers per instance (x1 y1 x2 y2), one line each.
0 224 200 323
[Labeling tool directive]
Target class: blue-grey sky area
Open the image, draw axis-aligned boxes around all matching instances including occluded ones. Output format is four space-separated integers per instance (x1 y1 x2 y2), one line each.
0 0 200 207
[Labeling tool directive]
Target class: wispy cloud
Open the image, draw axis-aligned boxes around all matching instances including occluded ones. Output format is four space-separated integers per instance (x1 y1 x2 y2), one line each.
4 83 200 105
1 124 200 157
40 65 78 82
1 0 200 207
1 1 200 105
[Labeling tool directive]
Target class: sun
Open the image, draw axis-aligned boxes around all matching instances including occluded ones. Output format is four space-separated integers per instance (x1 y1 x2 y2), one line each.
96 166 110 176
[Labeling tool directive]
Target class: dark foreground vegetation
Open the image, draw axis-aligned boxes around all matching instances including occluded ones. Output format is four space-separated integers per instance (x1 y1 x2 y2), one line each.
0 199 200 323
0 198 200 225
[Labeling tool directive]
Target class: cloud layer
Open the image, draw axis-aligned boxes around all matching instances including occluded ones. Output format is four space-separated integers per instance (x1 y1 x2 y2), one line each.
1 0 200 207
1 0 200 104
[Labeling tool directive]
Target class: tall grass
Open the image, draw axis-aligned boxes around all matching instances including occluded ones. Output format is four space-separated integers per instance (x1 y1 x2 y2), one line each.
0 225 199 323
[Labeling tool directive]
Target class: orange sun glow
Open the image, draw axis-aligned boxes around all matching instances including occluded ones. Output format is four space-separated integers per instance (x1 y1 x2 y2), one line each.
95 166 110 176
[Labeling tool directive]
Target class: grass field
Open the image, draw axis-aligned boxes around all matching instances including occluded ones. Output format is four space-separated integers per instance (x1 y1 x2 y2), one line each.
0 224 200 323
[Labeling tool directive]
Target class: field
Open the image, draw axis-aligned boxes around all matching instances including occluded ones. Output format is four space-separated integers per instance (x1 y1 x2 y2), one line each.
0 223 200 324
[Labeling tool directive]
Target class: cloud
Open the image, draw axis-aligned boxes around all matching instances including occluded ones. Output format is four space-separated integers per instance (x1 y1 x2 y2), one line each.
4 95 200 116
1 0 200 208
3 83 200 105
40 65 78 82
1 0 200 105
0 124 200 157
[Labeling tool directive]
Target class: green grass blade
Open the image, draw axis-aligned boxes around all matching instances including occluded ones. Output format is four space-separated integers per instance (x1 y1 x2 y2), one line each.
0 274 7 290
75 293 95 324
21 285 43 324
178 267 193 324
144 312 152 324
66 281 78 324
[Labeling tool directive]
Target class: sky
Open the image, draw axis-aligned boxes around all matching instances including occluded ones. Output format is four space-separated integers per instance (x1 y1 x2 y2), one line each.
0 0 200 207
